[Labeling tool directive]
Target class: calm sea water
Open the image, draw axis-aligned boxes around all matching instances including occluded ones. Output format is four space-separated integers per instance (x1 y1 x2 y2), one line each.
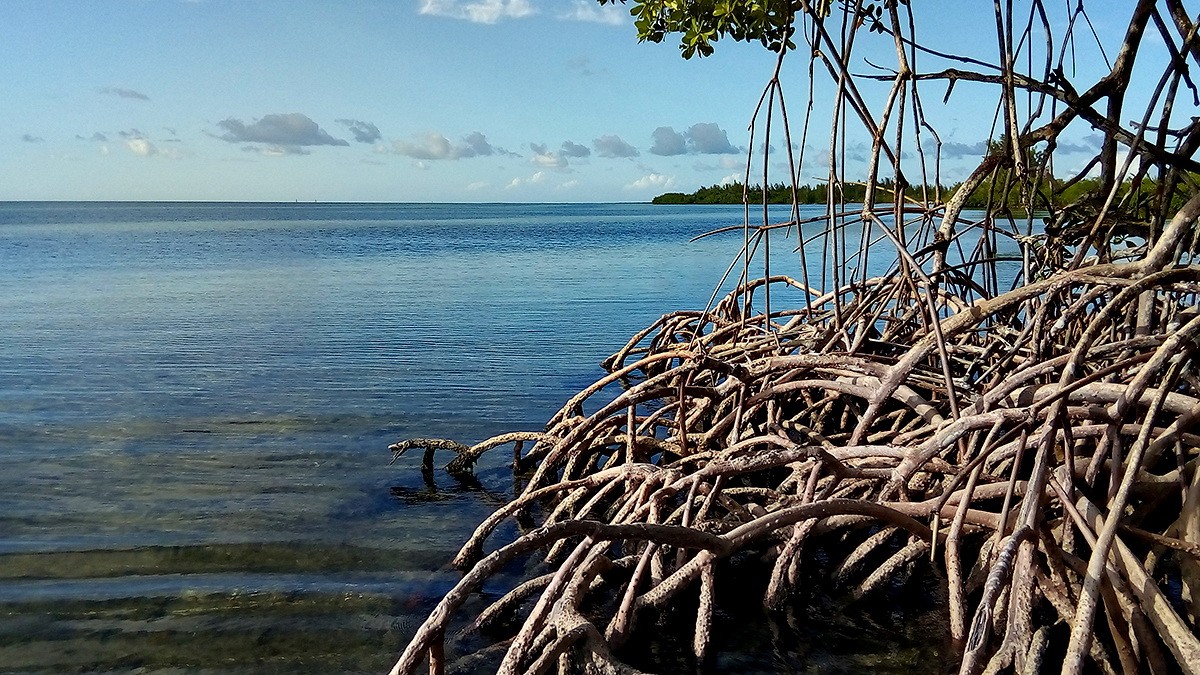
0 202 951 673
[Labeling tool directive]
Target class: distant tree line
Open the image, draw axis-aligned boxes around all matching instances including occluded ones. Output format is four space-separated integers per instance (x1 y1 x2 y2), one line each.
653 180 894 205
652 175 1191 220
652 179 973 206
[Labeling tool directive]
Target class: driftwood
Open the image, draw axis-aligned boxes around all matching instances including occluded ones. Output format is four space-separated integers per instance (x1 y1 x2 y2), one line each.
387 2 1200 673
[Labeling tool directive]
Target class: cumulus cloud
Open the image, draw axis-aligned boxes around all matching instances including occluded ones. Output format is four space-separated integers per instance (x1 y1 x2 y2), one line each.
21 134 44 143
126 137 158 156
1057 134 1104 154
940 140 987 159
560 0 626 24
687 123 739 154
337 118 382 144
594 134 639 158
388 131 503 160
99 87 150 101
651 123 740 156
390 134 457 160
650 127 688 156
466 180 490 191
560 140 591 158
418 0 535 23
626 172 675 190
117 129 177 158
528 141 590 169
939 134 1097 162
471 131 516 156
506 171 546 188
216 113 348 155
530 143 569 168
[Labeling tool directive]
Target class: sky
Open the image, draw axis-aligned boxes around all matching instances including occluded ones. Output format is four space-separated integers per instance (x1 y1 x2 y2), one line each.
0 1 1159 202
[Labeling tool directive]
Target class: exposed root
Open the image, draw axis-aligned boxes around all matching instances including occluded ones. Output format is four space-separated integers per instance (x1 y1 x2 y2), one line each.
386 195 1200 673
385 2 1200 671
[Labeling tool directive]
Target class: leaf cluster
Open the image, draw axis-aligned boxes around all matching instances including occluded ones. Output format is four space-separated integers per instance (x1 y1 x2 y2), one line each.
599 0 804 58
599 1 913 57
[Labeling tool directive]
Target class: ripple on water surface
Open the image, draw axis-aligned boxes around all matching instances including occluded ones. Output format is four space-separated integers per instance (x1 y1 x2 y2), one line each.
0 203 962 672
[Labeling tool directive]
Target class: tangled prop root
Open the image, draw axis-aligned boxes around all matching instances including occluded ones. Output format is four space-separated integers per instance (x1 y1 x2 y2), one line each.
388 197 1200 675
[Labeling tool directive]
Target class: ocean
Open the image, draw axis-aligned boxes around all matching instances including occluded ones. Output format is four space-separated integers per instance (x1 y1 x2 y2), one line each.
0 202 951 673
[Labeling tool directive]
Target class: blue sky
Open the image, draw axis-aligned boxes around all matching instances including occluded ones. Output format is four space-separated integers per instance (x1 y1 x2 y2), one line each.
2 1 1147 202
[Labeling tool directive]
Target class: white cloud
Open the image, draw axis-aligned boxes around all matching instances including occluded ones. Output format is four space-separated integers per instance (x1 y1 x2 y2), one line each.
559 0 625 24
506 171 546 188
419 0 535 24
388 131 502 160
530 143 569 169
126 137 156 157
394 133 455 159
718 173 740 186
466 180 490 191
118 129 179 158
626 172 674 190
526 140 589 169
559 179 580 190
594 134 639 158
122 134 181 159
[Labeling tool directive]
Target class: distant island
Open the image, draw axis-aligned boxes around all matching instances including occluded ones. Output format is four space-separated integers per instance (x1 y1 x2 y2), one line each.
653 180 848 205
652 177 1136 211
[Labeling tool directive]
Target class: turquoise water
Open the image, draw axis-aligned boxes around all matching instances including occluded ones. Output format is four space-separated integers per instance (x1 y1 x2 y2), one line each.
0 202 957 673
0 202 776 672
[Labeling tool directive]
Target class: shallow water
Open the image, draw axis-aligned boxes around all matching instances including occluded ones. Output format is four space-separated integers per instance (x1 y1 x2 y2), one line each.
0 202 963 672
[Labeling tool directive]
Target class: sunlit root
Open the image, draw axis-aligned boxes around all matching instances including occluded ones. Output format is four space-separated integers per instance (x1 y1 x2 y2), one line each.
387 197 1200 673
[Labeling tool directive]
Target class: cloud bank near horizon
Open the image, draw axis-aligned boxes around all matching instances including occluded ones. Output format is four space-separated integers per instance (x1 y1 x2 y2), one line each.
386 131 512 160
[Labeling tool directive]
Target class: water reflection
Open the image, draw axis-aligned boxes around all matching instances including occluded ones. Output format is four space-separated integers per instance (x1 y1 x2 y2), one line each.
0 203 979 672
